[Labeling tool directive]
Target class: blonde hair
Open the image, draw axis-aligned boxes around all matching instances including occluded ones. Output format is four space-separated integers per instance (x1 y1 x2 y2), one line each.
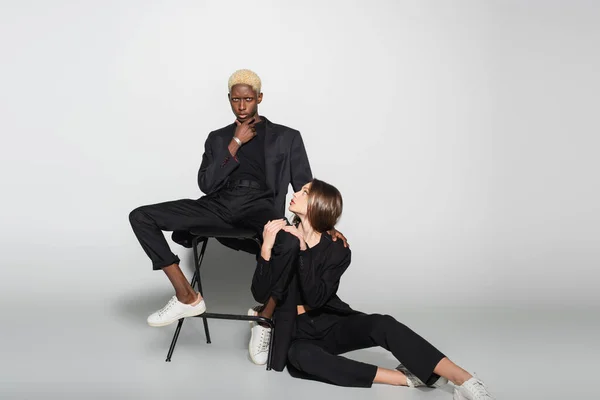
228 69 261 95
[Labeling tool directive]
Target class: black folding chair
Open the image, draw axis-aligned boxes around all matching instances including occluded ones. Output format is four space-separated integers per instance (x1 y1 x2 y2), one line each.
165 227 275 370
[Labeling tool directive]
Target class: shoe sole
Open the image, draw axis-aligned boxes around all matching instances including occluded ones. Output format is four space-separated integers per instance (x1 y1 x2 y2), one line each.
453 389 468 400
147 302 207 327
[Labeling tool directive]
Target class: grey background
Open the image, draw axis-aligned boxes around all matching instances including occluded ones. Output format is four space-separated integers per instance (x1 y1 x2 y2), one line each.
1 1 598 399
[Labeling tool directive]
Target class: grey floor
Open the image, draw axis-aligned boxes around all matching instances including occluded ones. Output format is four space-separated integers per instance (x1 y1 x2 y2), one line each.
3 246 597 400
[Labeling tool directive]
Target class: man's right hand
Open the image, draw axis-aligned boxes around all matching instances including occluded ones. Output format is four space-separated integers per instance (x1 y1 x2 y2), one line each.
234 118 258 145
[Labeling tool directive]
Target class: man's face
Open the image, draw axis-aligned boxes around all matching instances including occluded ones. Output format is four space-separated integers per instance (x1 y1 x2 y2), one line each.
228 84 263 122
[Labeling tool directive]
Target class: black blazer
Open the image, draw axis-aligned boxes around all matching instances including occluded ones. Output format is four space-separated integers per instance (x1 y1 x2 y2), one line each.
252 232 360 371
197 116 312 216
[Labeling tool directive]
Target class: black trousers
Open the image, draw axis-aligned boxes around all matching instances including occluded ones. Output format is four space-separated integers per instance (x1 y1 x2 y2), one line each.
129 186 296 279
287 312 445 388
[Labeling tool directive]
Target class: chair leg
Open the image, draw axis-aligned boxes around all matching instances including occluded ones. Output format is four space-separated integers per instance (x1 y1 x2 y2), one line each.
266 320 275 371
165 235 267 364
202 319 212 344
193 236 211 343
166 318 185 362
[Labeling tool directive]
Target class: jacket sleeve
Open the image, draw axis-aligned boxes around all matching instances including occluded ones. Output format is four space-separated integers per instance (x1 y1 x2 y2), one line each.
297 246 351 309
251 231 300 304
197 132 239 195
251 255 272 304
289 131 313 192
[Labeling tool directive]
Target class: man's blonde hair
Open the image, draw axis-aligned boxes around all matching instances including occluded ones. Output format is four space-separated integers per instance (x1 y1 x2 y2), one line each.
228 69 262 94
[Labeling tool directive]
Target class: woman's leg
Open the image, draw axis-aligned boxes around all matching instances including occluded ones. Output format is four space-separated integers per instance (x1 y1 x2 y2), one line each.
433 357 472 386
373 368 409 386
322 313 446 386
287 340 381 388
344 314 493 398
341 315 472 387
286 313 431 388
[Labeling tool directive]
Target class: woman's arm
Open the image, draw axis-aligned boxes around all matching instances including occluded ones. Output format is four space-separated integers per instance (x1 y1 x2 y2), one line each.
251 220 293 304
251 255 273 304
297 245 351 309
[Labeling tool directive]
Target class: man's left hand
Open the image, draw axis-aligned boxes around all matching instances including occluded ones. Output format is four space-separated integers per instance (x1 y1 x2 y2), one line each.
328 228 349 248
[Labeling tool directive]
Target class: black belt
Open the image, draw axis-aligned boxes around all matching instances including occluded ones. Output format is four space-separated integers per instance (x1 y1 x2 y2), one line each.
225 179 264 190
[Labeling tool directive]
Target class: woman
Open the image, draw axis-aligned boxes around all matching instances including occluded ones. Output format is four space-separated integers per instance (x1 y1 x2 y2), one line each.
252 179 495 399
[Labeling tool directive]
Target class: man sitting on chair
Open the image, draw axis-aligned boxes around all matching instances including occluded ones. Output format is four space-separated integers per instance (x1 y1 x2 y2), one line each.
129 69 346 365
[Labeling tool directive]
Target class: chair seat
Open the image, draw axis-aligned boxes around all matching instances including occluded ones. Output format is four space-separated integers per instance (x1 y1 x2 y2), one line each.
188 227 259 239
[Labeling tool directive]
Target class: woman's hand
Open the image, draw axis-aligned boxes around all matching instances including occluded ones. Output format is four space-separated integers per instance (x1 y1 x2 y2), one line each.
261 219 287 260
328 228 349 248
282 225 307 251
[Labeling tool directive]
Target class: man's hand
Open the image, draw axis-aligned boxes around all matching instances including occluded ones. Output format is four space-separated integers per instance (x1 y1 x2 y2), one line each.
282 225 307 251
328 228 349 248
261 219 287 260
234 118 258 145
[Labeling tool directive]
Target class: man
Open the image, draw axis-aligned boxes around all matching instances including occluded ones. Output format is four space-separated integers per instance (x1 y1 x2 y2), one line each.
129 69 346 365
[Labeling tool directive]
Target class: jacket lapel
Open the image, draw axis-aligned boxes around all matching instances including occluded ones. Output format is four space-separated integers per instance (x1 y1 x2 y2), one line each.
263 117 279 193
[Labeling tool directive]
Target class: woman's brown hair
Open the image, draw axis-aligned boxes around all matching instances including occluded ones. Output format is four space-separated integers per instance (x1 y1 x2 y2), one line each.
293 178 343 233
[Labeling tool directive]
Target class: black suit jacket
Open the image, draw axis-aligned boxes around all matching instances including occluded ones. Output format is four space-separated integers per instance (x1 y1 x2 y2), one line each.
197 116 312 216
172 117 312 249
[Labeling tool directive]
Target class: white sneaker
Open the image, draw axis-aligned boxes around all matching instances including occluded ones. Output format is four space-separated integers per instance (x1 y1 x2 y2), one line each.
248 308 271 365
454 376 495 400
147 295 206 327
396 363 448 388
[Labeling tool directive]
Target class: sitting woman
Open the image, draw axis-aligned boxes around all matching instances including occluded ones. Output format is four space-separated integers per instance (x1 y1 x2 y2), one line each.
252 178 494 400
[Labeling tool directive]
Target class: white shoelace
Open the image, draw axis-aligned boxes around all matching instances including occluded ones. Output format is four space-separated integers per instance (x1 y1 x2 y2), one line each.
157 296 178 317
466 378 491 398
258 328 271 352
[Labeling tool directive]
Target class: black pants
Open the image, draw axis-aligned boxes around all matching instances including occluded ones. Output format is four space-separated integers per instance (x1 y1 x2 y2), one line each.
287 312 445 388
129 186 295 277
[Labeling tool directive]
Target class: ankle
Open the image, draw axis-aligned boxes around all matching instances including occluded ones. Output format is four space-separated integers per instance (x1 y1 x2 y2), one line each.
255 312 271 328
374 368 407 386
453 374 472 387
177 292 200 305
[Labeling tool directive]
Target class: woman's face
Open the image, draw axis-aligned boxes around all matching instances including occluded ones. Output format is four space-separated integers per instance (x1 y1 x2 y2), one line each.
289 183 311 216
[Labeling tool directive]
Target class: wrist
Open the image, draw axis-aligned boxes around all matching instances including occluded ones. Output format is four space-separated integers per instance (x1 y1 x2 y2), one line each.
261 244 272 260
232 136 242 147
228 140 241 157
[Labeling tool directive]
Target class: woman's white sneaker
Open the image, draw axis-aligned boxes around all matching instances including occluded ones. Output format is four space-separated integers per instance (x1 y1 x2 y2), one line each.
147 295 206 327
248 308 271 365
453 376 495 400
